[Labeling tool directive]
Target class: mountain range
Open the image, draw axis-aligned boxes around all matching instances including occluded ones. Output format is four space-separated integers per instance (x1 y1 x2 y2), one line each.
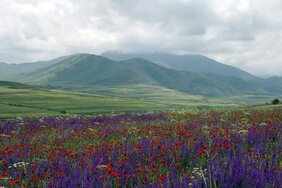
1 52 282 99
102 51 254 79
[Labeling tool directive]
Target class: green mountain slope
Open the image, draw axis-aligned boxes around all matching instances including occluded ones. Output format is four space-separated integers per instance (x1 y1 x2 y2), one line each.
263 77 282 93
0 55 71 81
0 81 31 88
102 52 254 79
3 53 282 99
17 54 238 97
17 53 282 97
0 62 15 80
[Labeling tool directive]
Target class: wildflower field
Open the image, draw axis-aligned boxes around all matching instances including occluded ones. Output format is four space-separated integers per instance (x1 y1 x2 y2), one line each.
0 109 282 187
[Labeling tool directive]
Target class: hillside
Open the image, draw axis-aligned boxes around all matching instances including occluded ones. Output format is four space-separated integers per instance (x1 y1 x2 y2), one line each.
0 62 15 80
12 53 282 98
264 77 282 93
18 54 236 97
0 55 71 81
102 52 254 79
1 53 281 100
0 80 31 88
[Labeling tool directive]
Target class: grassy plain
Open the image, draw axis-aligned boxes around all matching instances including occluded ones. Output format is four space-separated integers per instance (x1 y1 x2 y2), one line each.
0 85 240 119
0 87 160 119
1 83 281 119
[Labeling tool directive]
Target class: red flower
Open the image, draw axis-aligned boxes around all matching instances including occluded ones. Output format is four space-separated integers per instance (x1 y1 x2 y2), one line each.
10 178 19 186
112 172 120 178
3 171 8 177
138 168 145 173
99 175 107 179
174 163 181 168
158 175 165 181
150 163 156 169
195 149 207 156
10 181 17 186
1 159 7 164
224 143 230 149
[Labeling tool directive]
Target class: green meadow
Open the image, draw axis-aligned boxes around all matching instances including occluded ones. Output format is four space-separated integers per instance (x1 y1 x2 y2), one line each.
0 85 239 119
0 87 158 119
1 83 281 119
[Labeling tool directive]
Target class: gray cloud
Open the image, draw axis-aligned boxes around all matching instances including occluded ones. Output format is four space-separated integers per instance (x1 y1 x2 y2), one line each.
0 0 282 76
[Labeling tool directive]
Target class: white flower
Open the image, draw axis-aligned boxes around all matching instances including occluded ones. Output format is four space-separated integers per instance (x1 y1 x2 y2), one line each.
96 165 108 170
33 158 47 162
16 117 23 121
0 134 11 138
191 167 207 180
243 112 251 116
8 162 29 169
238 129 248 134
0 177 12 180
202 126 209 129
259 122 267 126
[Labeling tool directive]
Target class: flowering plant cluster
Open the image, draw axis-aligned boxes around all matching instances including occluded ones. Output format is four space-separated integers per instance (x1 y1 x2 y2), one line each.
0 110 281 187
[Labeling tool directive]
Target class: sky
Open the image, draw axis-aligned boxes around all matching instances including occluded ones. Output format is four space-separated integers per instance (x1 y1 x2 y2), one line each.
0 0 281 76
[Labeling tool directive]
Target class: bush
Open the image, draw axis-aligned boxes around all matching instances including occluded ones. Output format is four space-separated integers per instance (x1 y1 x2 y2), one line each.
60 110 67 114
271 98 280 105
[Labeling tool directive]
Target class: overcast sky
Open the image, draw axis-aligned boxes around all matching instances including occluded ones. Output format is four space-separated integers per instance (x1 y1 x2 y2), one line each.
0 0 281 76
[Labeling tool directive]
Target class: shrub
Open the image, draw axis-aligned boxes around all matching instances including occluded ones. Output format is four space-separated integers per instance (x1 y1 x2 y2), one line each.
271 98 280 105
60 110 67 114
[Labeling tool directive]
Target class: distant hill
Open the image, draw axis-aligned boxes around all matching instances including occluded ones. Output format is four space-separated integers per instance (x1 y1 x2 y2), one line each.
0 55 71 81
18 54 237 97
265 76 282 84
102 52 254 79
2 53 282 99
0 62 14 80
0 81 31 88
263 77 282 93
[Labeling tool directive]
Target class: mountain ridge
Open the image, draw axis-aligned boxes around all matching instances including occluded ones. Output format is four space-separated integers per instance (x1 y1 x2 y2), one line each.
102 51 255 79
1 53 282 99
17 54 237 97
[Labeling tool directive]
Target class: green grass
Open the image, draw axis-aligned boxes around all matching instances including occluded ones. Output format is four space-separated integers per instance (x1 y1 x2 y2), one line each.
0 87 164 119
243 103 282 111
2 84 279 120
228 94 282 105
0 85 240 119
90 85 238 107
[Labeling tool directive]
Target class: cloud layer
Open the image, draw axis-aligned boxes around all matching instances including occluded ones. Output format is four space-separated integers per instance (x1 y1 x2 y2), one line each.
0 0 281 76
